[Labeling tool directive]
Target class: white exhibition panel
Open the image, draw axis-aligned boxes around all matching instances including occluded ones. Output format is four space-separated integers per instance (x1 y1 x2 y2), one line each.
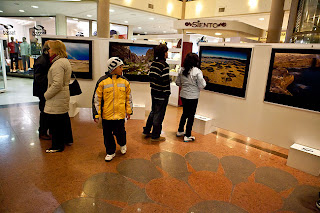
197 43 320 150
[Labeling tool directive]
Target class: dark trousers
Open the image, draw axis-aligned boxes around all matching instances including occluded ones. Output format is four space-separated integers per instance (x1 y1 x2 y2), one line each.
10 53 18 70
38 96 49 135
178 97 198 137
47 112 73 150
143 96 169 139
102 119 126 155
21 55 30 71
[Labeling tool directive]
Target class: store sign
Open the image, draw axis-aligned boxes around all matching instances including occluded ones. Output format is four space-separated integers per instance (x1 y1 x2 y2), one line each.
0 24 15 35
32 25 46 36
184 20 227 28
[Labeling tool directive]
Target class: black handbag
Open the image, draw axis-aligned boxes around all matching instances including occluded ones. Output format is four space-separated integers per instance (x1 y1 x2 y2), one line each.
69 74 82 96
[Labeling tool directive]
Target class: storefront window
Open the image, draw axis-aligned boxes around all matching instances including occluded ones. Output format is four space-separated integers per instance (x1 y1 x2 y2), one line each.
92 21 128 38
67 18 90 37
299 0 320 32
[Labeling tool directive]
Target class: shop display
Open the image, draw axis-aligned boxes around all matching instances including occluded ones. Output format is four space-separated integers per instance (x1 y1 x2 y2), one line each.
109 42 155 82
264 48 320 112
0 40 7 92
199 46 252 97
42 38 92 79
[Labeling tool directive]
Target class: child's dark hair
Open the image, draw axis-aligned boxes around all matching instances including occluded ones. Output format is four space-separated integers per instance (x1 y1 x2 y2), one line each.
154 44 168 60
182 53 200 77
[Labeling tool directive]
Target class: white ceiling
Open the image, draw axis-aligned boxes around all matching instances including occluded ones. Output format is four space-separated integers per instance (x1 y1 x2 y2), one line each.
0 0 289 35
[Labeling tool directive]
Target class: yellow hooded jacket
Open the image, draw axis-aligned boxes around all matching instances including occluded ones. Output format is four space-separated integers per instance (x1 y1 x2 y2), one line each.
92 74 133 120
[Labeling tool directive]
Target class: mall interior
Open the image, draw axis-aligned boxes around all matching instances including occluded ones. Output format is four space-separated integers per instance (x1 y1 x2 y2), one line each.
0 0 320 212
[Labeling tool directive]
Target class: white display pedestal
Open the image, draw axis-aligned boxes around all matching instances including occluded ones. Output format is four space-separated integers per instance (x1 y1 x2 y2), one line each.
69 100 79 117
130 104 145 120
169 83 179 107
287 143 320 176
193 114 216 135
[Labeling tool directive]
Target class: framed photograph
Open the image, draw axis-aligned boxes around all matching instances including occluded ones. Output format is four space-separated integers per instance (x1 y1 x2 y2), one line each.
42 38 92 79
264 48 320 112
109 41 156 82
199 46 252 98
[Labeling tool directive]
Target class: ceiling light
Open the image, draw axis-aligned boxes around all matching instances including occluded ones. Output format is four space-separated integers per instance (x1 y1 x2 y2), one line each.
163 31 167 33
73 18 78 21
259 18 264 21
144 32 147 34
149 17 154 20
124 21 128 23
31 5 39 8
248 0 258 9
87 15 92 17
49 17 54 19
30 17 34 19
109 9 115 12
19 10 25 12
0 10 3 13
215 33 222 35
138 27 142 29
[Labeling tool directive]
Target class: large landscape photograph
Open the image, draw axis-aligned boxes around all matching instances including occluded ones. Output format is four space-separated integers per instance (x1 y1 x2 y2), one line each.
201 49 248 88
64 42 90 73
109 43 154 80
199 46 251 97
269 52 320 98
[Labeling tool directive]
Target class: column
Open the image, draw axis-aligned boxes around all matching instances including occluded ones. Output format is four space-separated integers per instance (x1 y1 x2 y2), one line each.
97 0 110 38
285 0 299 43
89 20 93 37
55 14 67 36
181 0 186 19
127 25 133 40
266 0 285 43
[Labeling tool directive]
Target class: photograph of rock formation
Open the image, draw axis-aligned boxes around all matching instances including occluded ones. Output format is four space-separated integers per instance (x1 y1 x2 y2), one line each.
110 44 154 76
201 49 248 89
270 53 320 98
65 42 90 73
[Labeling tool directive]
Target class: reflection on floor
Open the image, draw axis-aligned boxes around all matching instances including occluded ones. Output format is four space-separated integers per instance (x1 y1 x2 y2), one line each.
0 104 319 213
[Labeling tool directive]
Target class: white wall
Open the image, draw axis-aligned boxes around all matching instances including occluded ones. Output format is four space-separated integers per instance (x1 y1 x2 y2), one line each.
196 43 320 150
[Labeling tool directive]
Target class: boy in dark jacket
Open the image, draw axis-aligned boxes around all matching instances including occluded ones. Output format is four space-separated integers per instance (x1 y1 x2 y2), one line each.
143 44 170 142
33 41 51 140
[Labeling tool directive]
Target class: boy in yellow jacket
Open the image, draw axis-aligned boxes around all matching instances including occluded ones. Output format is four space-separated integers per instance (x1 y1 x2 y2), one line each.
92 57 133 162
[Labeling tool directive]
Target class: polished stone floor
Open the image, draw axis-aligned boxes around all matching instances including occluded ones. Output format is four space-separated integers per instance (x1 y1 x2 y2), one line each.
0 102 320 212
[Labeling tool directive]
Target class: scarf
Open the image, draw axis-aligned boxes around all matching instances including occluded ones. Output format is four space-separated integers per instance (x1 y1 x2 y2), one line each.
50 54 61 64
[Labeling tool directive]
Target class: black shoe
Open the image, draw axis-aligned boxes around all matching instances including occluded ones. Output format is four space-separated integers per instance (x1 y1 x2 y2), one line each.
142 132 152 138
46 148 63 153
316 199 320 210
66 142 73 146
39 134 51 140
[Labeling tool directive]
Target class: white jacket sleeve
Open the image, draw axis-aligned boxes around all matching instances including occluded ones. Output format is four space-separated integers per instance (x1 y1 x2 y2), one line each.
175 69 182 86
196 69 206 90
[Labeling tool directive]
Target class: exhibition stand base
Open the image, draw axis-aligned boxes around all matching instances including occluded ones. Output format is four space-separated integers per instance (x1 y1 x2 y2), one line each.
131 104 145 120
193 114 216 135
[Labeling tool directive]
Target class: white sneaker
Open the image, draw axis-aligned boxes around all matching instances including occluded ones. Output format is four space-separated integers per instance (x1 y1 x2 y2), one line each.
184 136 195 142
105 153 115 162
176 131 185 137
120 145 127 154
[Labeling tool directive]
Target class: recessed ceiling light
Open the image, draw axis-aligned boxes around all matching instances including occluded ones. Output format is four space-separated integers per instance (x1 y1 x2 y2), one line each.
49 17 54 19
0 10 3 13
31 5 39 8
109 9 115 12
149 17 154 20
215 33 222 35
138 27 142 29
138 34 140 36
73 18 78 21
163 31 166 33
30 17 34 19
124 21 128 23
87 14 92 17
19 10 25 12
259 18 265 21
144 32 147 34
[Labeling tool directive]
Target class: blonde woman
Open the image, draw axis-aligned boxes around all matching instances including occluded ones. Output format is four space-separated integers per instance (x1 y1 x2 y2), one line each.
44 40 73 153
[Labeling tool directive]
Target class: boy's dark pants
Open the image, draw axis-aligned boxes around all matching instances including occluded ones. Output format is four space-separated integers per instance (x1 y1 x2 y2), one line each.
178 97 198 137
102 119 126 155
47 112 73 150
143 96 169 139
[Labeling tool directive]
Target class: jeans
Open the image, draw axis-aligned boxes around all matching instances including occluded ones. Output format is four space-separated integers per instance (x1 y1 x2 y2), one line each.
178 97 198 137
21 55 30 71
143 96 169 139
10 53 18 70
102 119 126 155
